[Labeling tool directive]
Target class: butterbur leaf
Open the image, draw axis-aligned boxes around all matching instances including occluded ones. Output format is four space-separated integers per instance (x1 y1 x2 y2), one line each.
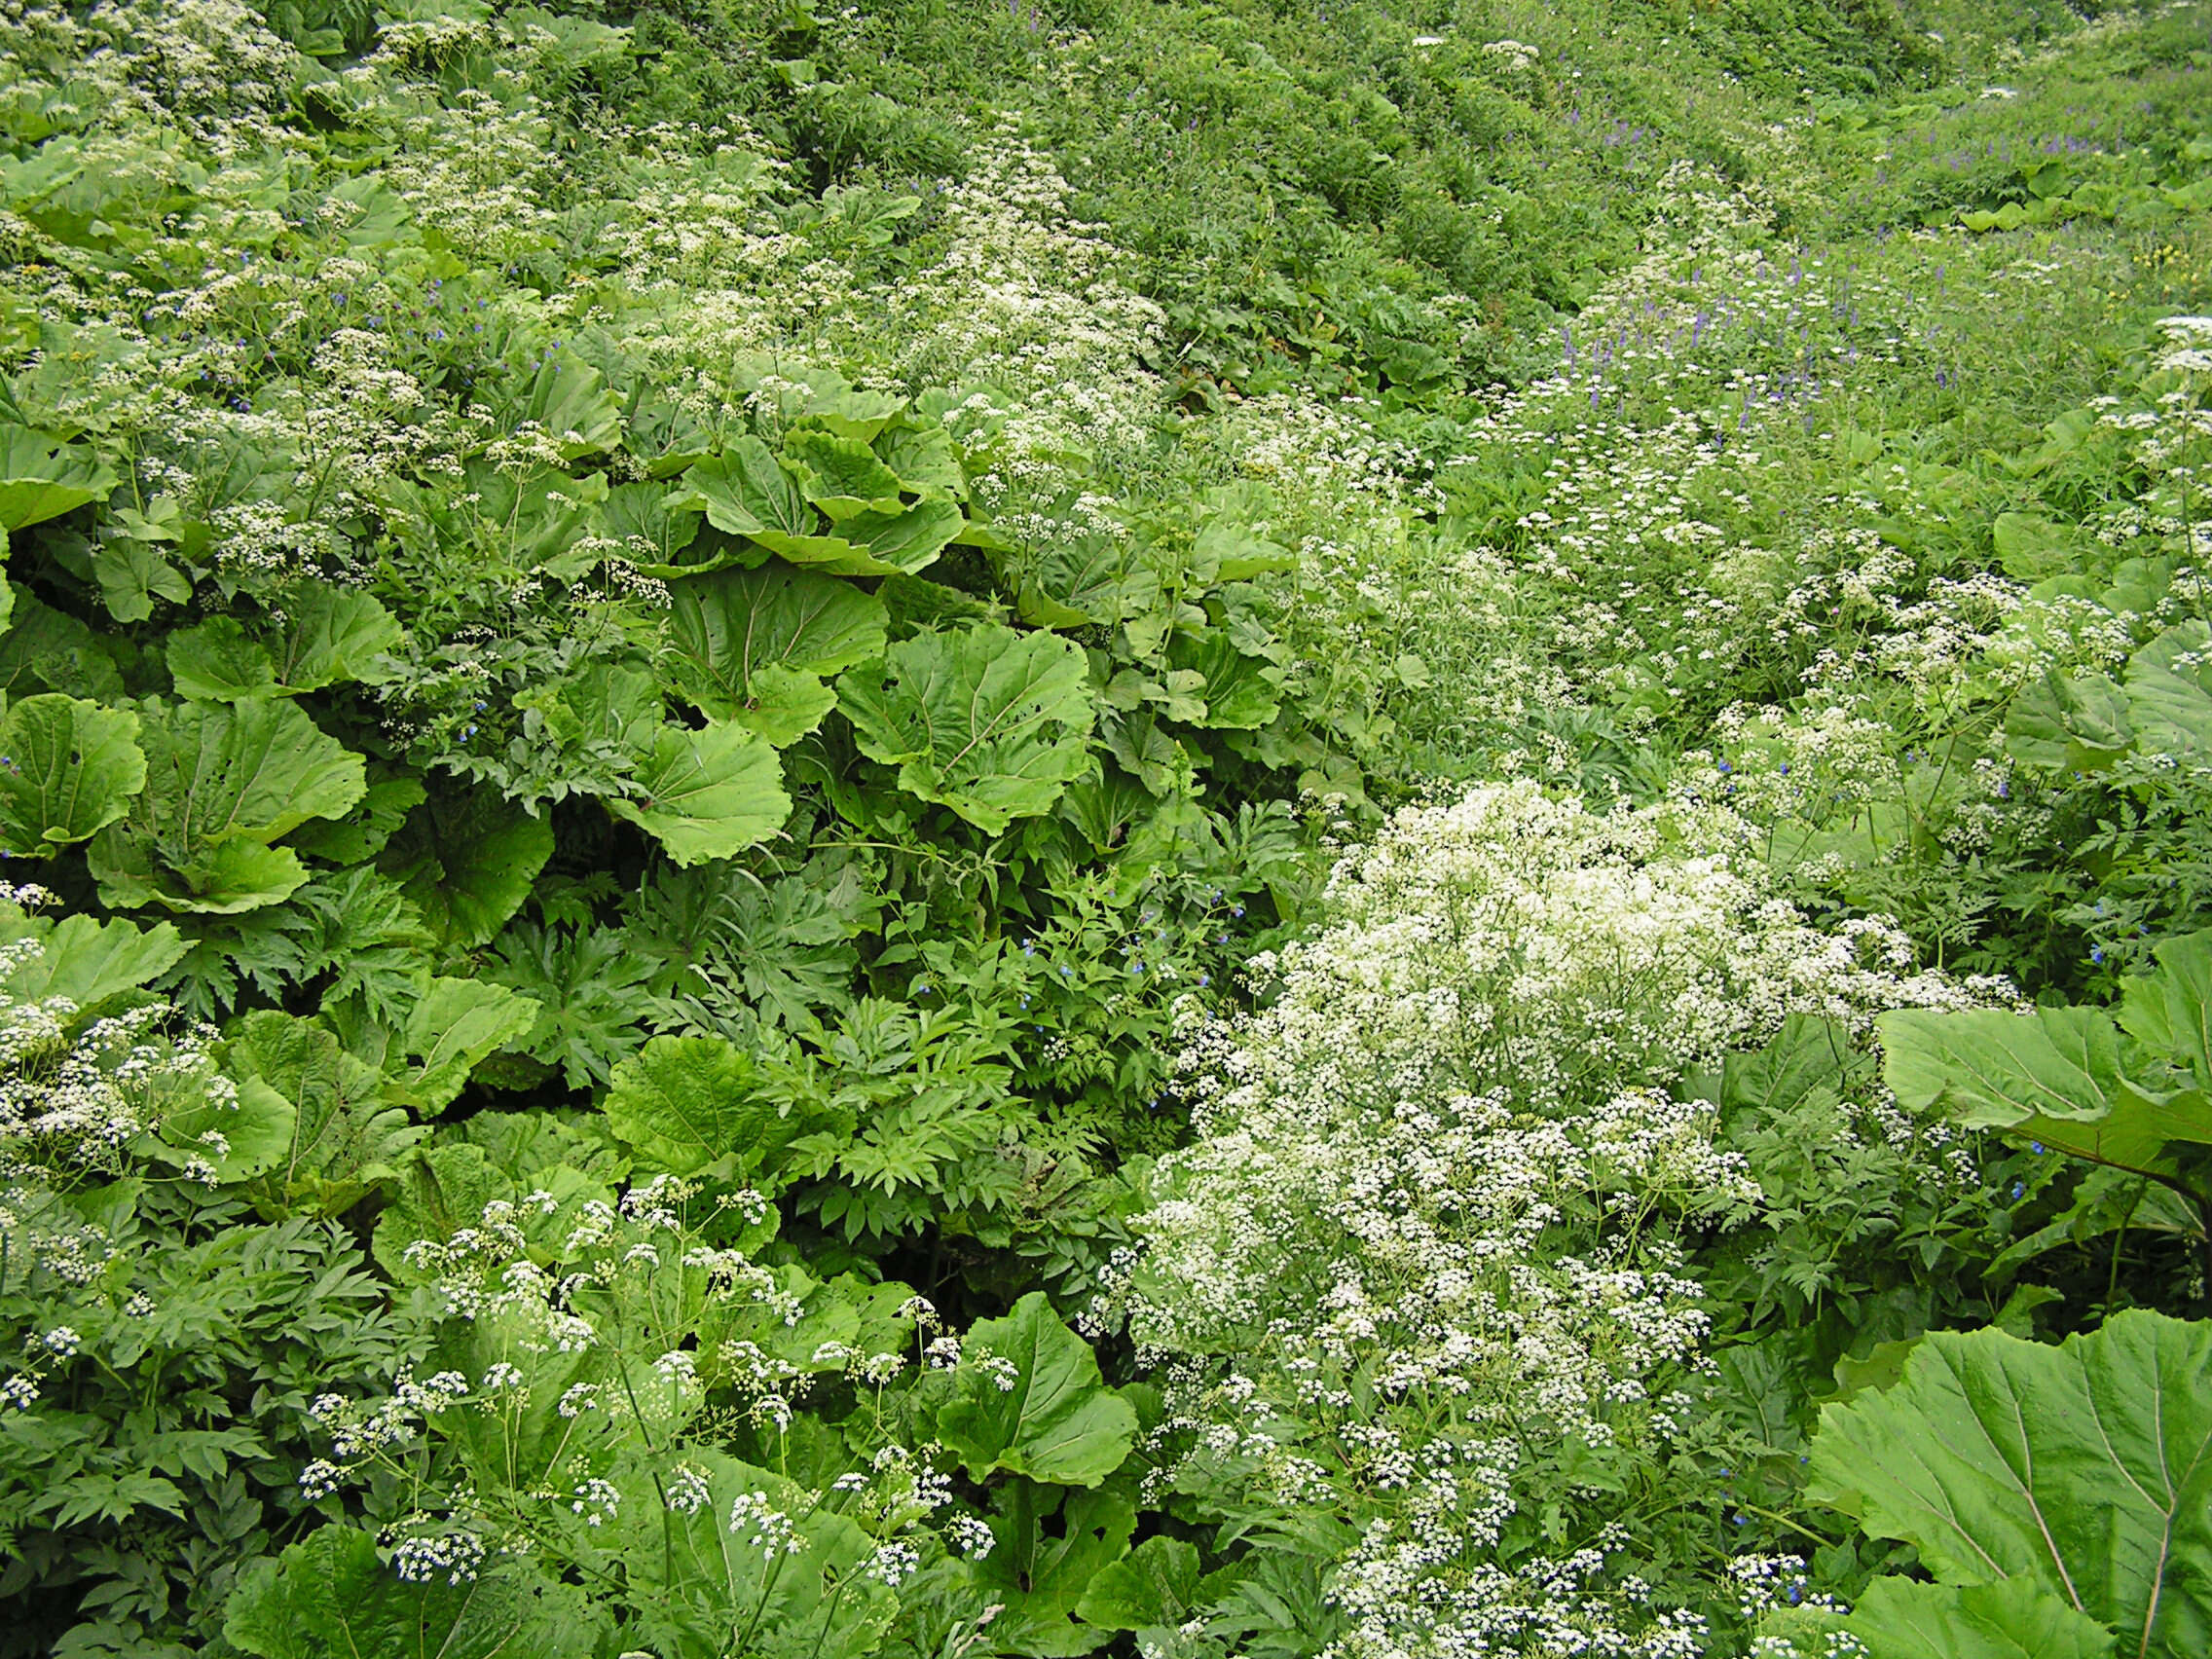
1879 1006 2212 1177
379 786 553 948
1075 1535 1201 1632
88 698 363 913
0 424 116 528
157 1062 294 1181
2127 623 2212 763
95 535 193 622
2118 931 2212 1091
611 1451 895 1659
92 834 311 915
0 693 144 853
229 1011 425 1216
289 771 427 866
683 438 811 537
601 1034 832 1187
606 719 790 866
1167 633 1280 729
730 664 837 746
837 623 1096 833
785 428 904 519
833 497 963 574
0 910 183 1012
265 583 403 690
877 420 966 498
1842 1576 2118 1659
664 559 887 719
1807 1312 2212 1659
167 618 278 701
382 977 541 1115
2006 669 2133 770
223 1524 599 1659
970 1483 1136 1658
937 1291 1137 1486
503 353 622 460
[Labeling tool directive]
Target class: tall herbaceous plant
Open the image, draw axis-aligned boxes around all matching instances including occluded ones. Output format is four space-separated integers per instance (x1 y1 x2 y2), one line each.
1107 783 2007 1657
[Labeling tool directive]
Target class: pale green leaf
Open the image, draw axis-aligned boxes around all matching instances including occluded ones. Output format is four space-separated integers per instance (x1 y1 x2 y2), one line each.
378 786 553 948
837 623 1096 832
1807 1312 2212 1659
167 618 278 701
937 1291 1137 1486
1843 1575 2117 1659
0 424 116 529
785 428 904 520
0 693 144 852
601 1034 830 1186
2127 623 2212 763
383 977 541 1115
224 1525 599 1659
265 583 403 690
1074 1535 1200 1632
0 908 184 1012
663 558 887 719
682 438 811 537
606 719 789 866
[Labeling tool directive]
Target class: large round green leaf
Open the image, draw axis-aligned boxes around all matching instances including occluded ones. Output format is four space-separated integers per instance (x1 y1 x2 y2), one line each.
664 558 888 721
0 693 144 854
606 719 790 866
836 623 1095 833
936 1291 1137 1487
85 698 364 913
1808 1312 2212 1659
0 424 117 529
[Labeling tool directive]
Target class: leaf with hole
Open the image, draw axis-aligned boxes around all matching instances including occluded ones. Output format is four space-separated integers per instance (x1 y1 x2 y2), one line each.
0 694 144 854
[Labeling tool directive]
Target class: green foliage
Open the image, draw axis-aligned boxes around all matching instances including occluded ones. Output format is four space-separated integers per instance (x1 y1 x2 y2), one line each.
839 624 1096 833
933 1292 1137 1488
1807 1313 2212 1659
225 1525 601 1659
0 0 2204 1652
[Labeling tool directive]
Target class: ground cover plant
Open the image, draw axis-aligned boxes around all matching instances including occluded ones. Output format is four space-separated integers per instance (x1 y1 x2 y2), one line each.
0 0 2207 1654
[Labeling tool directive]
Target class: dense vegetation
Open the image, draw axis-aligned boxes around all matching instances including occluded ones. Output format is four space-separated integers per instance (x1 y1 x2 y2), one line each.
0 0 2208 1654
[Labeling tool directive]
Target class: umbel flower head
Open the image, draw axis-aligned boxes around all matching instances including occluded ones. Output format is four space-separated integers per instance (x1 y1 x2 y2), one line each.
1110 782 2000 1658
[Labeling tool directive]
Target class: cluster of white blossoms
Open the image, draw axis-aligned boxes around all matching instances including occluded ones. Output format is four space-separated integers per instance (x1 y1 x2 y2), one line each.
1106 782 2004 1658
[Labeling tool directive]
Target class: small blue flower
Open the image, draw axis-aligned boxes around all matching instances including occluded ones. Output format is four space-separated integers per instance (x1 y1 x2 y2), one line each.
2011 1181 2025 1199
2031 1141 2046 1155
2091 948 2105 965
912 979 931 995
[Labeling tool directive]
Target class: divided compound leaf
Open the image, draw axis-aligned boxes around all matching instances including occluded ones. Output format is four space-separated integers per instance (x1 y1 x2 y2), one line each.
1806 1312 2212 1659
837 624 1095 833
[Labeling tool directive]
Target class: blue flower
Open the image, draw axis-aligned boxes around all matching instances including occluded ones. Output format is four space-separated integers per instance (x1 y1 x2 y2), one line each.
2011 1181 2025 1200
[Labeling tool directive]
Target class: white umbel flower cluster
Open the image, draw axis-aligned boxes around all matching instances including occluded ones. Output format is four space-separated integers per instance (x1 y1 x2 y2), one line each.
1115 782 2000 1658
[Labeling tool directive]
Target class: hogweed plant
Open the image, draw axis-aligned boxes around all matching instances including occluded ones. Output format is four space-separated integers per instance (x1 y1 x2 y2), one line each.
1096 784 2011 1657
